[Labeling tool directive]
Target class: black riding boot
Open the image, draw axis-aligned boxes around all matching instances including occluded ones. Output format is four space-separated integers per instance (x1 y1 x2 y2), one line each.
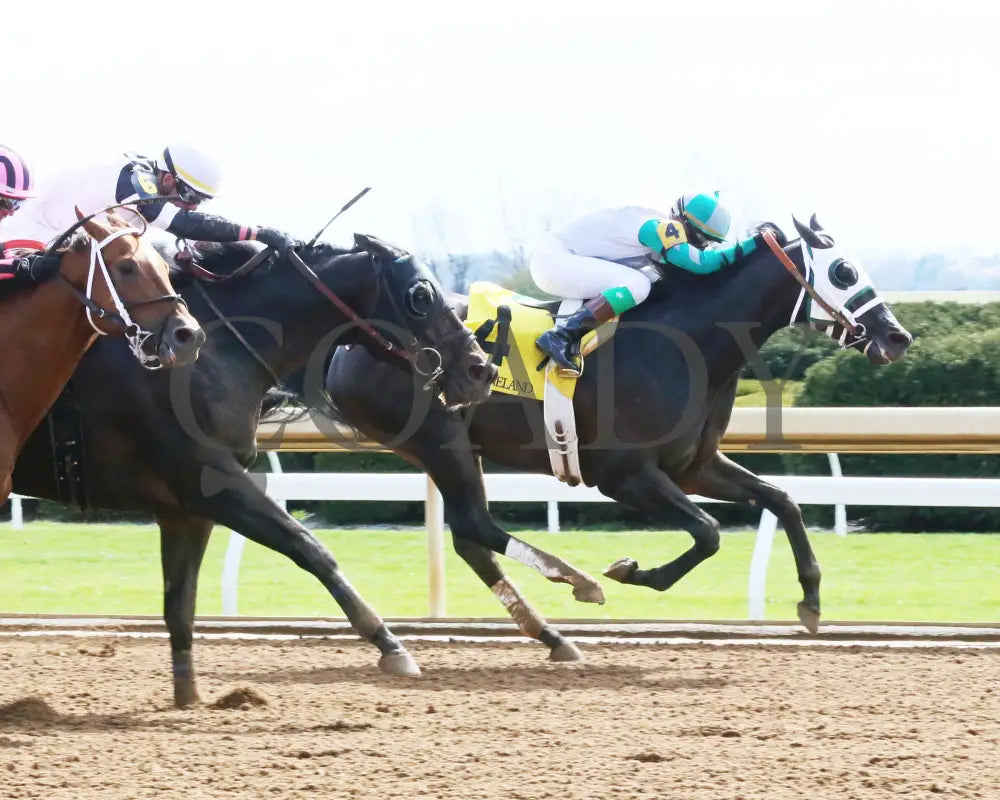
535 295 616 376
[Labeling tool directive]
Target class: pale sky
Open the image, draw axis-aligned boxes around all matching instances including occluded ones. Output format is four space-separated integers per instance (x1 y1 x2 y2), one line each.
5 1 998 262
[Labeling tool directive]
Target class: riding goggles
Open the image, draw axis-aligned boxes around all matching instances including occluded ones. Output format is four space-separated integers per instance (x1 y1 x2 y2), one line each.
175 180 211 206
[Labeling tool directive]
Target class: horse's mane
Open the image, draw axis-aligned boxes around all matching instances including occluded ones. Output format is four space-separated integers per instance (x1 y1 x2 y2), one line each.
58 230 93 256
172 239 370 426
641 236 803 308
159 240 360 289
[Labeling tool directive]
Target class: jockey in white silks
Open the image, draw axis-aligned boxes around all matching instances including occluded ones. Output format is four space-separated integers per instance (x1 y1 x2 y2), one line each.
2 143 299 281
531 191 782 375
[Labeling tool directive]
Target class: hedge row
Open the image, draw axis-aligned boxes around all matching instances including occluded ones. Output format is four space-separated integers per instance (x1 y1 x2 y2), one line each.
784 304 1000 530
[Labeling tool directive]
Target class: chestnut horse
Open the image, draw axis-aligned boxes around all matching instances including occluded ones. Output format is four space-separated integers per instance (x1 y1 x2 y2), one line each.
0 209 203 502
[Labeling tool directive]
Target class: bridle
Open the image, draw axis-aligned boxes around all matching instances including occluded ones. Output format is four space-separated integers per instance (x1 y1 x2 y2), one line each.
286 250 454 390
44 201 187 370
761 230 874 350
178 241 466 393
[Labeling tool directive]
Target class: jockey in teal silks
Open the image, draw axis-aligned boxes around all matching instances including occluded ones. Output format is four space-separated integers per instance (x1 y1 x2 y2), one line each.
531 191 777 375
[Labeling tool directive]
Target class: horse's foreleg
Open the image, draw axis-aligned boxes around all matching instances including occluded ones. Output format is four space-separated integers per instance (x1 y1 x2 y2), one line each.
452 537 583 662
600 462 721 591
678 453 821 632
328 354 602 603
158 512 213 708
192 463 420 677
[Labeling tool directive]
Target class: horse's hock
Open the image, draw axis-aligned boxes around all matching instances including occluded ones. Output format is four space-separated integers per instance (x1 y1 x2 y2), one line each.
0 634 996 799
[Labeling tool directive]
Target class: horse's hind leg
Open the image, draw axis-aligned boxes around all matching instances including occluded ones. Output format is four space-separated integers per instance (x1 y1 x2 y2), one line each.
677 453 821 633
600 462 722 591
452 537 583 662
192 463 420 678
158 512 213 707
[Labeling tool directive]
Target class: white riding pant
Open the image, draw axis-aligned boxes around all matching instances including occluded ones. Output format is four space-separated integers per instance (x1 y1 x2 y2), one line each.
529 233 651 303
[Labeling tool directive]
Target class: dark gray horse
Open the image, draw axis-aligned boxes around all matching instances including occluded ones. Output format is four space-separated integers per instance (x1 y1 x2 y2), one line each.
324 216 913 661
12 235 496 705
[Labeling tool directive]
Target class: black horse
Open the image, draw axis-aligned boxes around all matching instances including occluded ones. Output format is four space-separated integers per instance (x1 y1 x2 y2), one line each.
11 234 496 706
324 216 914 661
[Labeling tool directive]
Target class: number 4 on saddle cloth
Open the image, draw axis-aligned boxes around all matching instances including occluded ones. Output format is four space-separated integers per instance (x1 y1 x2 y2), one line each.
464 281 619 486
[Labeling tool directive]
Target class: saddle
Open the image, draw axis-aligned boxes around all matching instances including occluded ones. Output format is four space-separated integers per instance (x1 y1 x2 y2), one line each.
464 282 619 396
463 281 619 485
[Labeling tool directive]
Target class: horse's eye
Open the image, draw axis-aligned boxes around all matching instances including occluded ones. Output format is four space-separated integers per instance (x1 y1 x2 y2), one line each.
829 259 858 290
407 281 436 316
117 259 137 277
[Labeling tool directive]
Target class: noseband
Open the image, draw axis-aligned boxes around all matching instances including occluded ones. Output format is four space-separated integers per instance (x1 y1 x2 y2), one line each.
285 250 449 390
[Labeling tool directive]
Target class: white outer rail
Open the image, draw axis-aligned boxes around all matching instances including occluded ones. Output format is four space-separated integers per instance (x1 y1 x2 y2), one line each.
217 471 1000 619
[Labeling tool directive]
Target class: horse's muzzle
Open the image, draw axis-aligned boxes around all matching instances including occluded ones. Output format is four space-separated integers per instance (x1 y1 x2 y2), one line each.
157 316 206 368
867 326 913 365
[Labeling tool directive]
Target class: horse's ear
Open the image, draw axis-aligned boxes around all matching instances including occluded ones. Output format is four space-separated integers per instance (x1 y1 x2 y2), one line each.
77 205 110 241
809 213 823 231
354 232 408 261
793 215 834 249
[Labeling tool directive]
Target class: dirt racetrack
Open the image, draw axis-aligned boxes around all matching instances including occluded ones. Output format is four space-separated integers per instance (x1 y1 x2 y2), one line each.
1 634 998 799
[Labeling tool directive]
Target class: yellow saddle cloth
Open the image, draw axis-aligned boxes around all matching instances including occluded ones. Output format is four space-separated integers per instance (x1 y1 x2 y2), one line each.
463 281 618 401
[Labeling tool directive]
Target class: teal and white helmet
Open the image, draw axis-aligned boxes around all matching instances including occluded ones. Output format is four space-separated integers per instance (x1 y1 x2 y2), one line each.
672 191 731 244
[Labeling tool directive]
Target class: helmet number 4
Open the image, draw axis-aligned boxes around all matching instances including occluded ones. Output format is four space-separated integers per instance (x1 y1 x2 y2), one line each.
656 220 686 250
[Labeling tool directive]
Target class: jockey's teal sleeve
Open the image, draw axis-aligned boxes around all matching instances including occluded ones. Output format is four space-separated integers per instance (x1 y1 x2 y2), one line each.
662 236 758 275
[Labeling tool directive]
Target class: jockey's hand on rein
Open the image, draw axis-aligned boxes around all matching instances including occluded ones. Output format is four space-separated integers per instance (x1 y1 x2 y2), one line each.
255 227 298 258
752 221 788 247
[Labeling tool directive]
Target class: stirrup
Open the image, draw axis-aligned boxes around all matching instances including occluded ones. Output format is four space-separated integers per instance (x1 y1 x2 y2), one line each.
555 351 583 378
539 346 583 377
535 354 583 377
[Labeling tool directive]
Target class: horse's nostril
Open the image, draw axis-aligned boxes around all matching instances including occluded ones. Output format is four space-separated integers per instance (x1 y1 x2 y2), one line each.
173 326 195 345
469 362 495 383
889 329 913 346
171 325 205 352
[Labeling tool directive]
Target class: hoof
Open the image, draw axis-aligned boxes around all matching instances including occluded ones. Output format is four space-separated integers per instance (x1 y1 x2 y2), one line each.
797 601 821 635
572 579 606 605
379 650 422 678
549 641 585 663
603 557 638 584
173 684 201 709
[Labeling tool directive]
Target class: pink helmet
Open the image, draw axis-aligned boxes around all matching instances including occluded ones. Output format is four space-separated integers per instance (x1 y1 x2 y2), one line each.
0 144 35 199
